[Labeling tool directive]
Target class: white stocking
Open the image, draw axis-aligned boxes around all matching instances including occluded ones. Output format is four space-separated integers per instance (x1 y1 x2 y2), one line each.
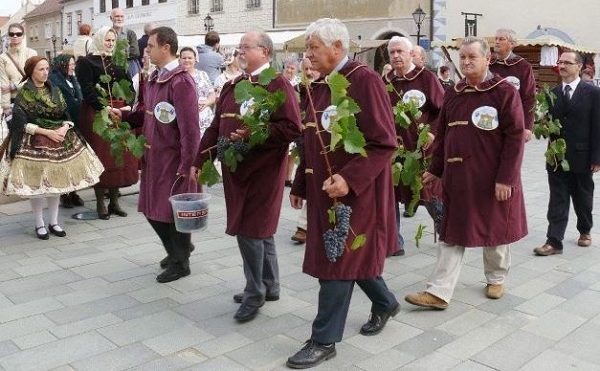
47 196 62 231
30 198 45 232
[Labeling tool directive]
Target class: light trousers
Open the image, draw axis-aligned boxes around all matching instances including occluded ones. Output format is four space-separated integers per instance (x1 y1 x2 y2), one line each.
426 243 511 302
297 202 307 230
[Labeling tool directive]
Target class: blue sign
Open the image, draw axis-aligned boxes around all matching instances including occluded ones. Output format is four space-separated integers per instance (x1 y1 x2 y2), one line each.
419 39 430 50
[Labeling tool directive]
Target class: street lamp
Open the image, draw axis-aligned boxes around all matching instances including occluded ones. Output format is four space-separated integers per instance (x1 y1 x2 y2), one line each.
50 34 57 57
203 14 214 32
412 5 426 46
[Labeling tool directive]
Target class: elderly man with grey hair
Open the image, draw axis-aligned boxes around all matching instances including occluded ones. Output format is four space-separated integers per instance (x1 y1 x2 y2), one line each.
490 28 536 142
384 36 445 255
287 18 399 369
412 44 427 68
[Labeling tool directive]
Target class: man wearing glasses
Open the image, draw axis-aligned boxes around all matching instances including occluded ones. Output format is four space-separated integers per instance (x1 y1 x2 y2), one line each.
490 28 536 142
0 24 37 119
534 51 600 256
194 30 302 323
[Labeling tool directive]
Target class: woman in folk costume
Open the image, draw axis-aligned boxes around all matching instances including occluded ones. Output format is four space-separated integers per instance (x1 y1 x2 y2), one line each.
49 53 86 208
76 26 138 220
0 56 104 239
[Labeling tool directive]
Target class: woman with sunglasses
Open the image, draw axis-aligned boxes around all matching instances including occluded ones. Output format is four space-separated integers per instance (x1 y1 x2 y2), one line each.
0 24 37 119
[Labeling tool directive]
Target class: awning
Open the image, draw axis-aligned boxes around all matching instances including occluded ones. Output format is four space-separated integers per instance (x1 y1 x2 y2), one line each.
432 37 597 54
283 34 387 53
177 30 306 51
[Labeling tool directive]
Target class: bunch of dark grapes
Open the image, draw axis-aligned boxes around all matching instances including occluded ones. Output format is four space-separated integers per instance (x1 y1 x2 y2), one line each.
323 203 353 262
230 139 250 155
216 136 230 162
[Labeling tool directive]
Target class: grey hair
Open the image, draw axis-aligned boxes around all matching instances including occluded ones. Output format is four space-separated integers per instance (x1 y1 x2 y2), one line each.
387 36 413 52
143 22 155 35
254 30 273 58
413 45 426 57
305 18 350 53
283 56 299 67
461 36 491 57
496 28 517 42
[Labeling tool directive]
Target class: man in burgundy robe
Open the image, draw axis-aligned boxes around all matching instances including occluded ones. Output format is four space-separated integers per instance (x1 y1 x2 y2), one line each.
119 27 200 284
194 31 302 323
384 36 445 255
489 28 536 142
405 36 527 310
287 18 399 369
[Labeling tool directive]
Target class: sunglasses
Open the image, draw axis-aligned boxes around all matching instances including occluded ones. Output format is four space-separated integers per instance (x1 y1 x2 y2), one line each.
9 32 23 37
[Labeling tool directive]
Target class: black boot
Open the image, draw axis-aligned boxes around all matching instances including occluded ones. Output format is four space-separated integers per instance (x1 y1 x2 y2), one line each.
60 194 73 208
287 340 336 369
69 191 85 206
156 261 190 283
94 186 110 220
108 188 127 217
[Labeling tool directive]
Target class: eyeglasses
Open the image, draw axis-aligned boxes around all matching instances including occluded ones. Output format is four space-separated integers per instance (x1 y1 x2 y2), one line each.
8 32 23 37
236 44 263 52
557 61 578 66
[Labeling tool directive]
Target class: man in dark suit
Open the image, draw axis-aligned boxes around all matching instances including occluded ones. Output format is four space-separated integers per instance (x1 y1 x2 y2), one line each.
534 51 600 256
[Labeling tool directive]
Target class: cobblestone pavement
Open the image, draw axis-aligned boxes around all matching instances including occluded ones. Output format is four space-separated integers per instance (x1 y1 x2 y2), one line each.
1 140 600 371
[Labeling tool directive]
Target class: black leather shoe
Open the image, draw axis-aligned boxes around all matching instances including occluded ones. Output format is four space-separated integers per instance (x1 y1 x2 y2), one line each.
359 303 401 336
48 224 67 237
159 243 196 269
35 226 49 240
391 248 405 256
233 293 279 304
287 340 336 369
156 264 190 283
234 302 260 322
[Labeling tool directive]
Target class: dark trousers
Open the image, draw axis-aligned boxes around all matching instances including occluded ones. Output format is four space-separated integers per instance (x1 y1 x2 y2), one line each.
311 277 398 344
546 170 594 249
147 218 191 266
236 235 280 306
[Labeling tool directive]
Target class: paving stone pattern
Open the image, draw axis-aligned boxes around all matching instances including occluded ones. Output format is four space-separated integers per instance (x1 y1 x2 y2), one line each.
1 140 600 370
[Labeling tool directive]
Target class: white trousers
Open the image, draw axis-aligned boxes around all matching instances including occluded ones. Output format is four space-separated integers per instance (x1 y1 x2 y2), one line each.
426 243 511 303
297 202 307 230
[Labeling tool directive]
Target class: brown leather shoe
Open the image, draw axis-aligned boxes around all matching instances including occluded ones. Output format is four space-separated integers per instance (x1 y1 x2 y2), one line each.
405 291 448 309
533 244 563 256
485 284 504 299
291 228 306 243
578 234 592 247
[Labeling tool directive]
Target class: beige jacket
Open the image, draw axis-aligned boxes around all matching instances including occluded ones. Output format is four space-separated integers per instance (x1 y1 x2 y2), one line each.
0 45 37 109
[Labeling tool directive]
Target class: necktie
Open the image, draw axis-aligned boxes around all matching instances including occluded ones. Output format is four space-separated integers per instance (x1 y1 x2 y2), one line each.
564 85 572 101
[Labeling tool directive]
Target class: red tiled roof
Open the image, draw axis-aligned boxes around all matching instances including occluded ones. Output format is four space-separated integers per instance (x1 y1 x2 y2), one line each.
24 0 63 19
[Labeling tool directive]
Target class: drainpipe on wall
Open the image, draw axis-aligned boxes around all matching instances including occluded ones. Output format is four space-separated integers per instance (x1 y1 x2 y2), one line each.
272 0 275 29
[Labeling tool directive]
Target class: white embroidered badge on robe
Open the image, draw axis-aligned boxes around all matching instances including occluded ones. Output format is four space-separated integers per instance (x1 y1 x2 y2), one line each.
402 89 426 108
154 102 176 124
321 105 337 132
505 76 521 90
240 98 255 116
472 106 499 131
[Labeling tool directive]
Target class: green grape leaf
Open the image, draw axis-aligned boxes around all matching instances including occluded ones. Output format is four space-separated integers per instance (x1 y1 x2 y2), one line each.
343 119 367 157
258 67 278 85
351 234 367 250
386 83 394 92
561 159 570 171
223 147 239 172
392 161 403 186
415 224 426 248
234 80 253 103
198 160 222 186
328 72 350 103
99 74 111 84
112 39 129 69
327 206 336 224
93 110 109 135
129 135 147 158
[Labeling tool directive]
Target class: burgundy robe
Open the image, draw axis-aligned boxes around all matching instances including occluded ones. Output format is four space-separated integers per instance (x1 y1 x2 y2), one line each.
430 75 528 247
195 72 302 238
292 60 398 280
384 66 444 204
135 66 200 223
489 54 536 130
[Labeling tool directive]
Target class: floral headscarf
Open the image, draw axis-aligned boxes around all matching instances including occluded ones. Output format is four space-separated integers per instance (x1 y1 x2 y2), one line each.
52 54 74 78
91 26 116 56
